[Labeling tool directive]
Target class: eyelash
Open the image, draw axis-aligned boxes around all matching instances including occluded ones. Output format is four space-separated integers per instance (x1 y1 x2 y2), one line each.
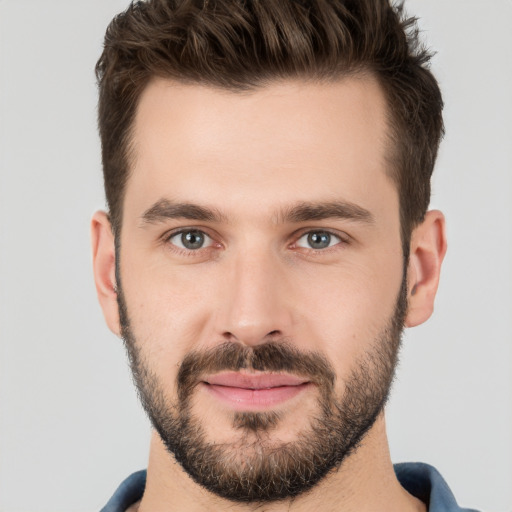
292 229 350 253
162 228 218 256
161 227 350 256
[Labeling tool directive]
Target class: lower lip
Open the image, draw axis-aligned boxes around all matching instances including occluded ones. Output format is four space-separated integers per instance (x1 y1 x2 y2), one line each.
202 382 312 411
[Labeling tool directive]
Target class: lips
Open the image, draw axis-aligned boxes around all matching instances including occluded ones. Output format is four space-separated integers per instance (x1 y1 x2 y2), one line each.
202 372 311 410
205 372 308 389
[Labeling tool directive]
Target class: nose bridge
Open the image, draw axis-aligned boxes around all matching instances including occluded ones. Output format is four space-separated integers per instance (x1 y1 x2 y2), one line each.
219 243 291 346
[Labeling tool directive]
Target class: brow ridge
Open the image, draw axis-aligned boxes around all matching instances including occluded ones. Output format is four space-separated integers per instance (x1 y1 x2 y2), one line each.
140 198 374 226
279 201 374 224
141 199 226 224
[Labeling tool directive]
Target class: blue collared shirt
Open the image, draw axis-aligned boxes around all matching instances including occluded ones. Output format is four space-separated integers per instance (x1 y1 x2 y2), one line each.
101 462 480 511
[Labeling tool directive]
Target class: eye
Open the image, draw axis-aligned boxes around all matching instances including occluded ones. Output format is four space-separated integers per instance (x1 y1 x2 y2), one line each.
296 230 342 250
168 229 213 250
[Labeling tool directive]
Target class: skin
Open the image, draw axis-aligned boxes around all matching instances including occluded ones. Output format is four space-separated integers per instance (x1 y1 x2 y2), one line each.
92 76 446 511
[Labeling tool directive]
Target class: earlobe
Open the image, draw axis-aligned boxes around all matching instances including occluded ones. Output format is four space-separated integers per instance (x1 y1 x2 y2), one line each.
405 210 447 328
91 211 121 336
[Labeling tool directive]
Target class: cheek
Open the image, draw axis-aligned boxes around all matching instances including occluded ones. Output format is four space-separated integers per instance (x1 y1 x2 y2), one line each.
120 256 219 379
292 258 403 377
119 232 404 387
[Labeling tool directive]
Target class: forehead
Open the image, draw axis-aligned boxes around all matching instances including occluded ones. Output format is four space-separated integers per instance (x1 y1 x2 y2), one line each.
126 76 396 223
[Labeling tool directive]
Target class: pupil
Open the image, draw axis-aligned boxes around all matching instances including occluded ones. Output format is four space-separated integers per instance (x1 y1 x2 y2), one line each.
308 232 330 249
182 231 204 249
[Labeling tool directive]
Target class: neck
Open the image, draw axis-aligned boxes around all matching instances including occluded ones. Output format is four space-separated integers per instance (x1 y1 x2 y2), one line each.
136 414 426 512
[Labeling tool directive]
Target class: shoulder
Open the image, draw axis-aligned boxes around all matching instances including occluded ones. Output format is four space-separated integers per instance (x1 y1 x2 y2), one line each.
394 462 480 512
100 470 147 512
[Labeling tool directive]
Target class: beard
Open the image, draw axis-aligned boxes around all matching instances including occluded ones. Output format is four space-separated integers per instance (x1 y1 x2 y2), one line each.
117 273 407 504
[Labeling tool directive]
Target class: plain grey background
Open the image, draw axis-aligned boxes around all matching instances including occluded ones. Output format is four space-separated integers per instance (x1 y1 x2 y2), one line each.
0 1 511 511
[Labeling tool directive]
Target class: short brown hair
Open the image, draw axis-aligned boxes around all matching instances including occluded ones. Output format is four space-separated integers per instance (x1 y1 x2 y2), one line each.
96 0 443 250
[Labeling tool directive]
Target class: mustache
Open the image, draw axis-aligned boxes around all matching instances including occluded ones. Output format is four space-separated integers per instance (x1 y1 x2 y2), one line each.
176 341 335 401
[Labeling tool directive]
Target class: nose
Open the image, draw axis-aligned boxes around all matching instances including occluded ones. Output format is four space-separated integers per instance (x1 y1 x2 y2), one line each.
216 247 293 347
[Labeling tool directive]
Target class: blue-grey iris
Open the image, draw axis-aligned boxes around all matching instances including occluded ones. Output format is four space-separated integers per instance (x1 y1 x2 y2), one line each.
308 232 331 249
182 230 205 250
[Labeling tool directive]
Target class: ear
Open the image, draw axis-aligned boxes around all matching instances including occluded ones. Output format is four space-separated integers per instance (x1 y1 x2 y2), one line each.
91 211 121 336
405 210 447 328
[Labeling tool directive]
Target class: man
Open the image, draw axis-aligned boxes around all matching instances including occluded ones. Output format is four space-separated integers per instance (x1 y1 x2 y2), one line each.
91 1 477 510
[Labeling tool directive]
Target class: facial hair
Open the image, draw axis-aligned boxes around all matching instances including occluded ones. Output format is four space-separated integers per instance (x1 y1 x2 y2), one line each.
117 274 407 504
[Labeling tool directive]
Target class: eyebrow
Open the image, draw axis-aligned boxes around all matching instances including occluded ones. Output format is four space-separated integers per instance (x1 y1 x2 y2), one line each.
140 199 227 224
279 201 375 224
140 198 374 226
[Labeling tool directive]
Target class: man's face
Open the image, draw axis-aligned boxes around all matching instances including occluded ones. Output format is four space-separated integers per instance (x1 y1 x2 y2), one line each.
116 77 406 501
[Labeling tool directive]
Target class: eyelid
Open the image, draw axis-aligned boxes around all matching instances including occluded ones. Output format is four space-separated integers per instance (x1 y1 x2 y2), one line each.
159 226 350 254
291 228 350 250
163 227 219 252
